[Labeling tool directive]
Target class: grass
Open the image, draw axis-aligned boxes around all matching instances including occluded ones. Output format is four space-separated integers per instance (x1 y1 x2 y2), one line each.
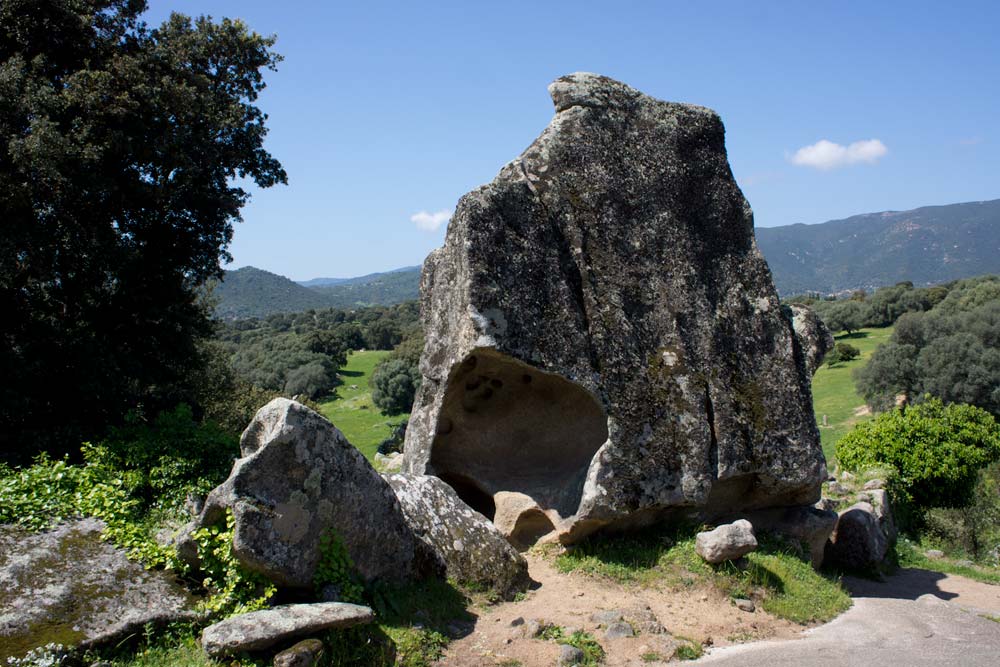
895 538 1000 586
316 350 407 460
554 526 851 625
811 326 894 462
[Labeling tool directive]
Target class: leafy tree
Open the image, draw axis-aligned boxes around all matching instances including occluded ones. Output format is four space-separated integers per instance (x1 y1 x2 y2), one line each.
818 300 873 335
284 361 337 399
370 358 421 415
0 1 285 460
824 341 860 367
837 398 1000 512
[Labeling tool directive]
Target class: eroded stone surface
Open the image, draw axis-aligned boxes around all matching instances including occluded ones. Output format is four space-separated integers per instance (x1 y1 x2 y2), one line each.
403 73 827 543
385 473 530 599
0 519 197 661
201 602 372 657
178 398 421 587
695 520 758 563
788 304 835 376
825 490 896 569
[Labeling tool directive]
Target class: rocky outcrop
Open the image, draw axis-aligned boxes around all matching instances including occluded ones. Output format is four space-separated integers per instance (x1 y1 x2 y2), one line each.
695 520 758 563
825 489 896 569
178 398 422 588
787 304 835 376
403 73 827 544
200 602 373 658
385 473 530 599
0 519 197 661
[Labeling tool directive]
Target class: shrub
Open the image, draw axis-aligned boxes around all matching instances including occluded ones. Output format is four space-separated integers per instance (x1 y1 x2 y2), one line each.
370 359 421 415
837 398 1000 512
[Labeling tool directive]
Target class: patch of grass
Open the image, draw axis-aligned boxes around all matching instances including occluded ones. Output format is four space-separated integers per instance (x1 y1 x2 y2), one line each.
497 660 523 667
317 350 406 460
811 326 894 463
674 637 703 660
555 527 851 624
896 538 1000 585
640 651 664 662
984 614 1000 624
559 630 605 665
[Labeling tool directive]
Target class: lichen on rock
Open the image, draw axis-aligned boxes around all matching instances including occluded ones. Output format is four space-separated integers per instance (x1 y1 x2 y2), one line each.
403 73 827 545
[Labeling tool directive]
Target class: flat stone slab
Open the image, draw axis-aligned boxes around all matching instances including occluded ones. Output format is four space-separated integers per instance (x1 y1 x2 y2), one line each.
0 519 198 662
201 602 374 657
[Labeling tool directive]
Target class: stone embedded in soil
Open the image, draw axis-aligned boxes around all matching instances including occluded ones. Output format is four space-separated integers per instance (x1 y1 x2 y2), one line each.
273 638 325 667
200 602 373 658
403 72 826 545
696 520 758 563
0 519 198 661
604 621 635 639
590 610 624 626
735 599 756 612
559 644 586 665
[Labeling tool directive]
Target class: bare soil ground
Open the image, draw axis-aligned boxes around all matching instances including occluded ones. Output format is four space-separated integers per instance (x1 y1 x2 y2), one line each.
439 552 807 667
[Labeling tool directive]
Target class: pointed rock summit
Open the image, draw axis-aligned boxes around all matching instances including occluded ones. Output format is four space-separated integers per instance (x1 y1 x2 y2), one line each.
403 73 827 544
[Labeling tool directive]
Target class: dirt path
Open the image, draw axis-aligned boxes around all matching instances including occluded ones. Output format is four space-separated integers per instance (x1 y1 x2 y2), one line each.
697 569 1000 666
439 553 805 666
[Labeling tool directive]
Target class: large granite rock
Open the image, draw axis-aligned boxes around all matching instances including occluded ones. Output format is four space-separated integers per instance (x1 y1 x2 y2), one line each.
385 473 530 599
825 489 897 569
201 602 372 657
787 304 835 376
402 73 827 544
0 519 197 662
178 398 422 587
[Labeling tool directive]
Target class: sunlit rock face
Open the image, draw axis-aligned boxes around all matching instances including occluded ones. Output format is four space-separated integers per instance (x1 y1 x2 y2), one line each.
403 73 827 545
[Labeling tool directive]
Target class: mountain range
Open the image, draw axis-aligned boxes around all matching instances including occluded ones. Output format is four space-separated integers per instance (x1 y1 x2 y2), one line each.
212 199 1000 318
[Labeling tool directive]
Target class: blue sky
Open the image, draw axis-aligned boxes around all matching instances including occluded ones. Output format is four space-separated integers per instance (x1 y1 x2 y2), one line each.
147 1 999 280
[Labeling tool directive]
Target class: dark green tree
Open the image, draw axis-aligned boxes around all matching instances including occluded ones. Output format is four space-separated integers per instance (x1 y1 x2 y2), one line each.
370 358 421 415
0 0 286 460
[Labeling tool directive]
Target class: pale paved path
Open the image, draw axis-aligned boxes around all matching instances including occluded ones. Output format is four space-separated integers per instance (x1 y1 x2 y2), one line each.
698 568 1000 666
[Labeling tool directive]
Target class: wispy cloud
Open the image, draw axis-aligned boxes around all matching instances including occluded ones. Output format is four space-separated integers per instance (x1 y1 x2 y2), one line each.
789 139 888 170
410 209 452 232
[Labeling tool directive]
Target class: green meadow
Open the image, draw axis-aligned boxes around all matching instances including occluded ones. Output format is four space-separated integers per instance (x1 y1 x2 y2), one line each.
317 350 408 460
810 326 894 462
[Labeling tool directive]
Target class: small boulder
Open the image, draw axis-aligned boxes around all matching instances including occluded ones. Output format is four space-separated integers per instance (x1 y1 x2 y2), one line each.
825 492 896 569
863 479 885 491
200 602 372 658
590 610 624 627
559 644 586 666
734 599 755 612
385 473 530 599
695 520 757 564
178 399 422 588
604 621 634 639
273 638 325 667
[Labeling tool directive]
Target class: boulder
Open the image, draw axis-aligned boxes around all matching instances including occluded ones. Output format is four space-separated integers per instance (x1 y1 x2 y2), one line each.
178 398 422 588
0 519 197 661
200 602 372 658
273 638 325 667
559 644 586 666
787 304 835 376
402 73 826 545
695 520 758 563
824 490 896 569
743 505 838 568
384 473 530 599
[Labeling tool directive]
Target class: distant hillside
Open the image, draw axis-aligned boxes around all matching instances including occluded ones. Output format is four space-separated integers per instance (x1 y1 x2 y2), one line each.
211 267 334 319
212 265 422 318
757 199 1000 295
298 265 420 289
307 266 420 308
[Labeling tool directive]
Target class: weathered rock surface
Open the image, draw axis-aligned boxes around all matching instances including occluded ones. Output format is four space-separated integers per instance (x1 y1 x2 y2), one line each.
200 602 373 657
825 489 896 569
695 520 758 563
178 398 422 587
0 519 197 661
787 304 835 376
273 638 325 667
743 505 838 568
403 73 826 544
385 473 530 599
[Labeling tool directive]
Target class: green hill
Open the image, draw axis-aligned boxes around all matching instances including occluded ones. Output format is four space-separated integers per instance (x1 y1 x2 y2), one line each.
306 266 420 308
757 199 1000 295
210 267 334 319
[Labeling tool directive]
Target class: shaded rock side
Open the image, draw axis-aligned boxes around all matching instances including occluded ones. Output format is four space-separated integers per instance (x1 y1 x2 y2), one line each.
385 473 530 599
179 398 421 587
403 72 827 543
825 488 897 569
787 304 835 376
201 602 372 658
0 519 197 661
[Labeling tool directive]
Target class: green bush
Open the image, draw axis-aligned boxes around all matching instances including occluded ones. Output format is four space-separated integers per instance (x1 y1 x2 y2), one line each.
370 358 421 415
837 398 1000 513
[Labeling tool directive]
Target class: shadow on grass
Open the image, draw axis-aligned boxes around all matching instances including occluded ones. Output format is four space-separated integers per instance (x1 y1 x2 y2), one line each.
835 331 871 340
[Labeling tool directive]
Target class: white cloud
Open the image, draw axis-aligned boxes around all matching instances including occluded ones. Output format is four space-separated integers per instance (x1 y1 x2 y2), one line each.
410 209 452 232
789 139 888 170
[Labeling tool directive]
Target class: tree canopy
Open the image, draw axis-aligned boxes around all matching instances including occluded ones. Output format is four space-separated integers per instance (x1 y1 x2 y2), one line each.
0 0 285 460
